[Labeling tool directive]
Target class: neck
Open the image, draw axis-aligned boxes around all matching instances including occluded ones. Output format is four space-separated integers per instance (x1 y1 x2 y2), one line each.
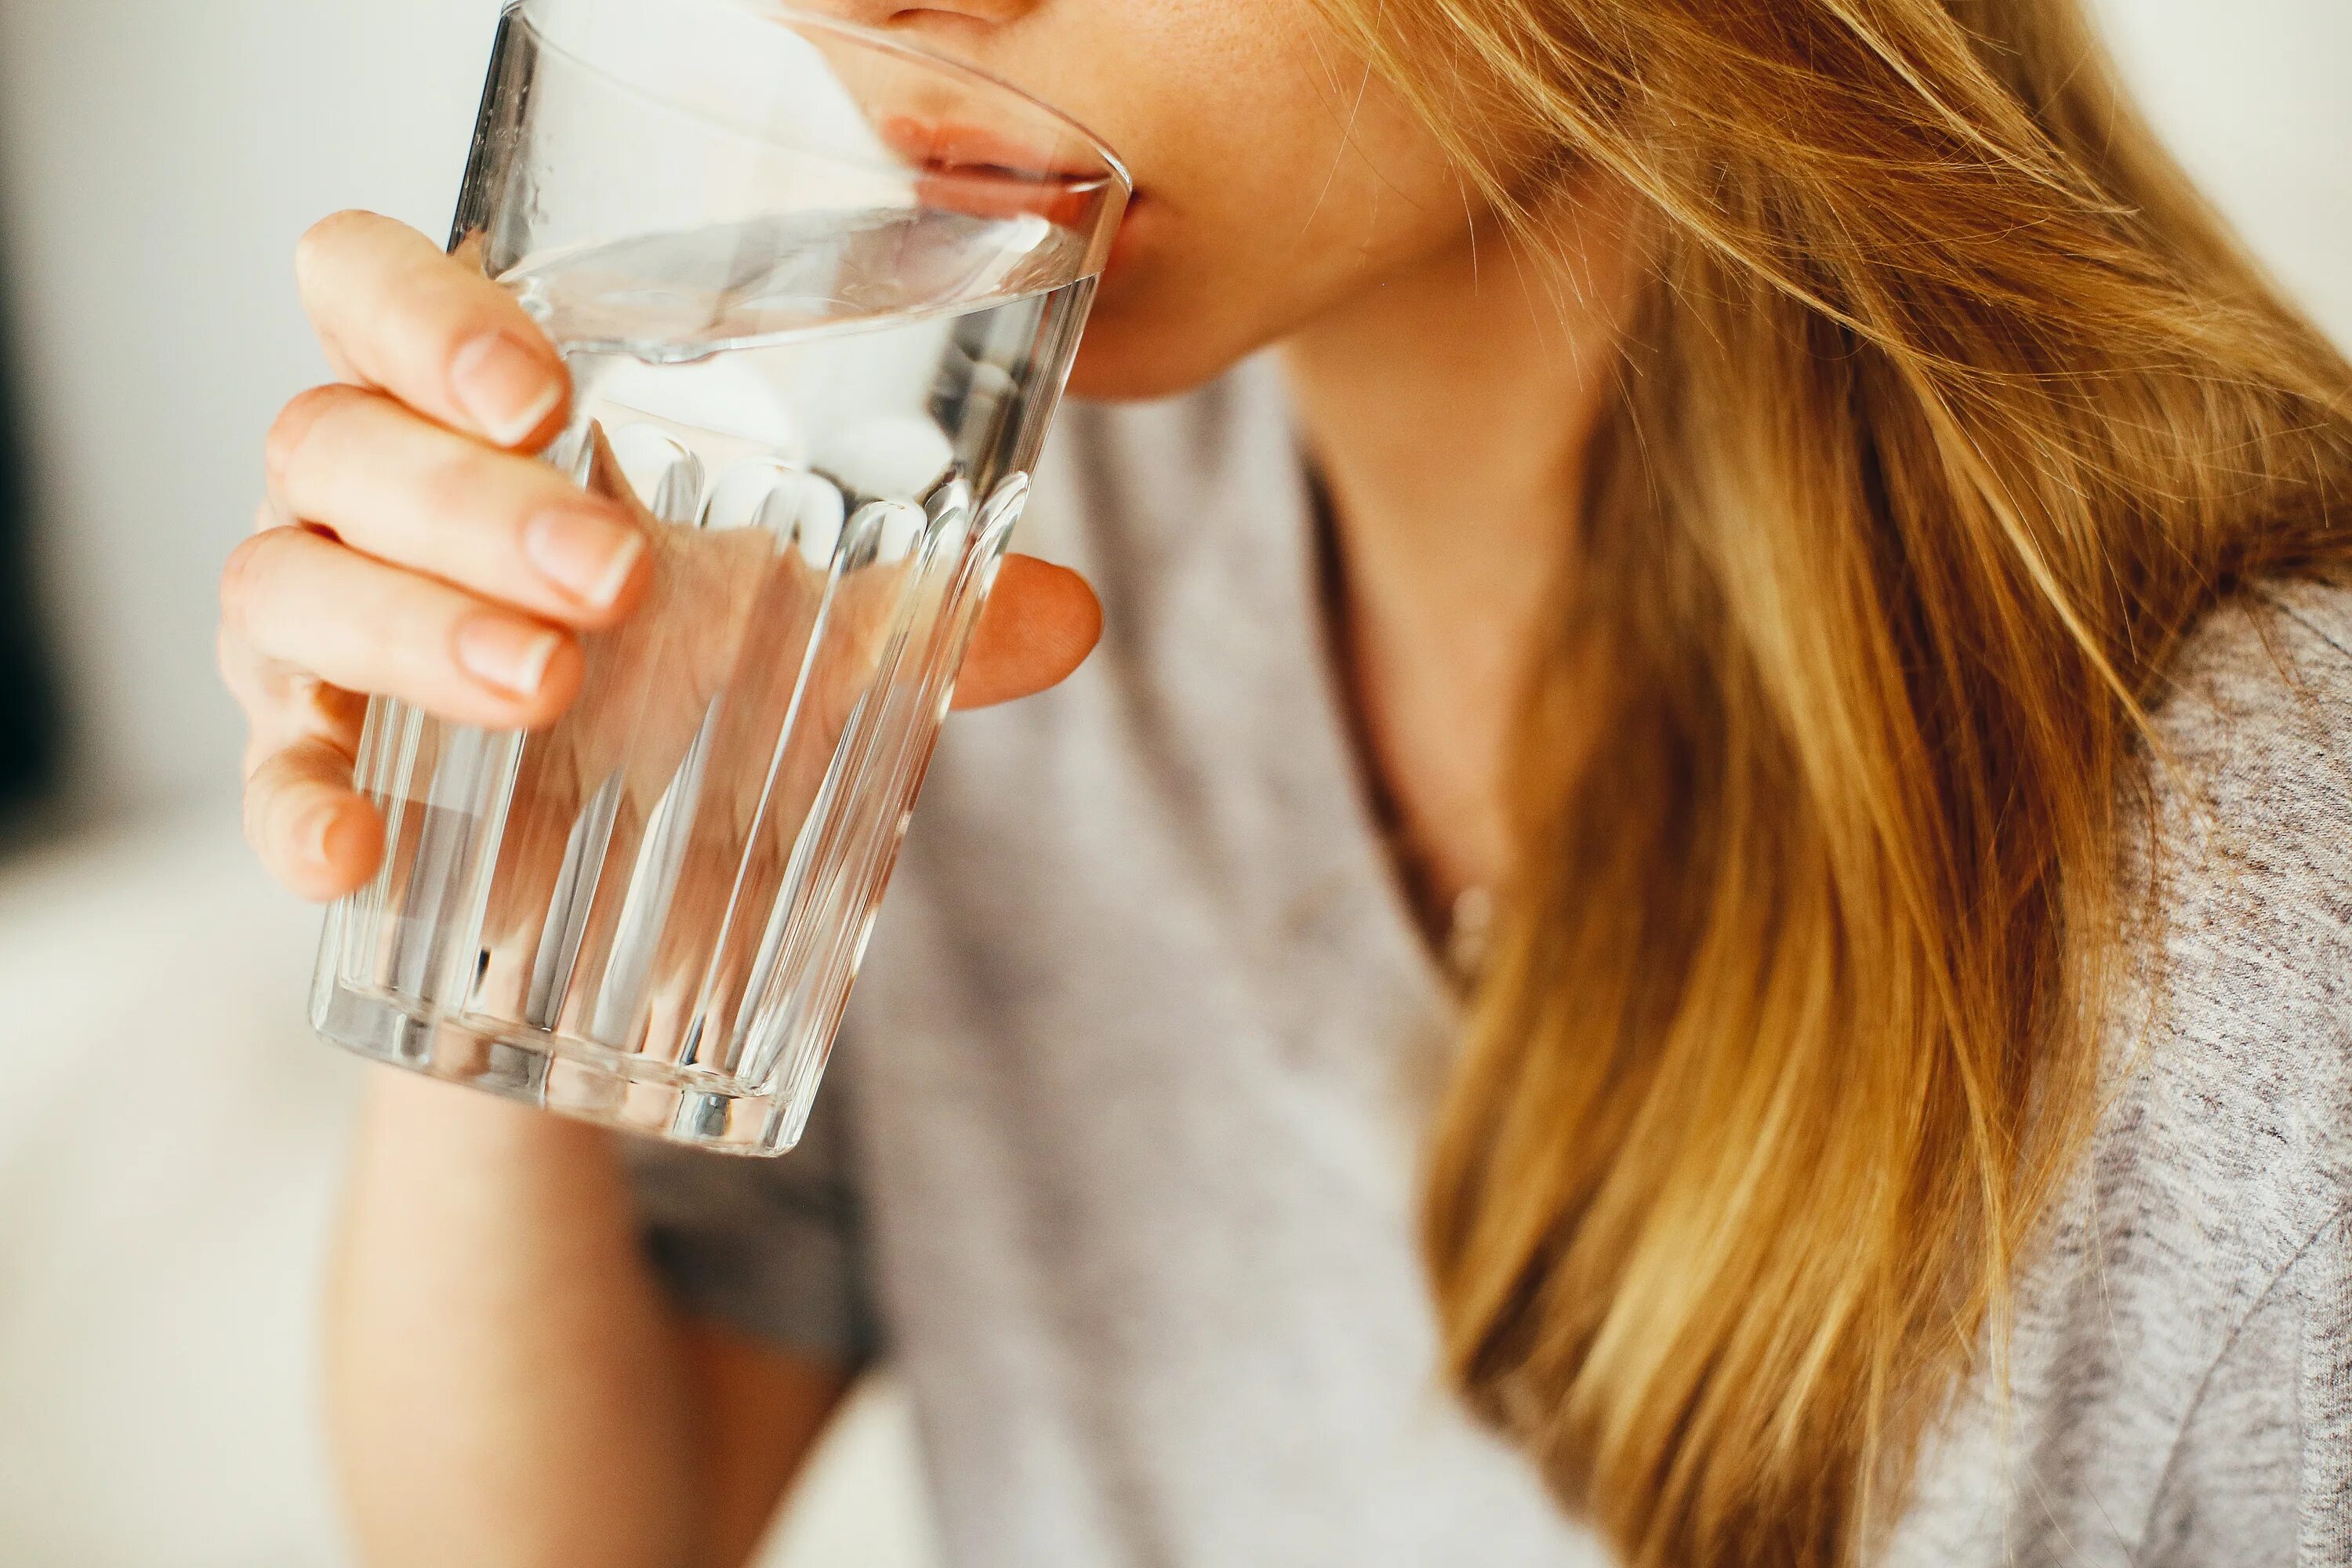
1279 199 1635 911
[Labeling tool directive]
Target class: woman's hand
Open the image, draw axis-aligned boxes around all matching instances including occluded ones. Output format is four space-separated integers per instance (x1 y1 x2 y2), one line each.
221 209 1102 905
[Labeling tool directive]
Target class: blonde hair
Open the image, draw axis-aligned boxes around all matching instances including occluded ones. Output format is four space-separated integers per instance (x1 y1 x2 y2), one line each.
1309 0 2352 1561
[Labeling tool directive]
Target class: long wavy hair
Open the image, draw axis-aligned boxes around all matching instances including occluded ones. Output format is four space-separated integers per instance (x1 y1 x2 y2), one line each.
1307 0 2352 1561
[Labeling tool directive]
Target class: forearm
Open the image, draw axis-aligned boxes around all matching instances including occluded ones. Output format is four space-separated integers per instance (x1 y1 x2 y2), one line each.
326 1072 704 1568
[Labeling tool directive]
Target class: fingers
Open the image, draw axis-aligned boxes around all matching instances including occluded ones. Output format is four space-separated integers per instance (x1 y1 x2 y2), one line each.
222 524 584 731
295 210 568 449
243 736 385 902
952 555 1103 710
221 619 368 772
267 384 648 627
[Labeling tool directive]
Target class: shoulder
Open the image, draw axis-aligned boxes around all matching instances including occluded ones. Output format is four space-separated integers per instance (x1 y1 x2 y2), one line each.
2122 575 2352 1253
1890 580 2352 1566
2146 575 2352 824
2143 577 2352 1007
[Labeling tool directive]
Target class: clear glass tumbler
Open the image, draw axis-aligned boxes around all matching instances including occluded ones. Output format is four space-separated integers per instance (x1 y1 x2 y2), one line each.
311 0 1128 1154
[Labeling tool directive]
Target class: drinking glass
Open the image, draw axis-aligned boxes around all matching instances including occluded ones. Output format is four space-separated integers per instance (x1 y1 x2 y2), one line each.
311 0 1127 1154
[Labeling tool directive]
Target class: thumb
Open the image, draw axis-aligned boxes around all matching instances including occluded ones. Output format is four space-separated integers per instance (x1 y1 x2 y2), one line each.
952 555 1103 710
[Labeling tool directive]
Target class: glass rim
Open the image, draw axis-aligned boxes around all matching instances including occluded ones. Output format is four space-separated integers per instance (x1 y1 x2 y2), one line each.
504 0 1133 205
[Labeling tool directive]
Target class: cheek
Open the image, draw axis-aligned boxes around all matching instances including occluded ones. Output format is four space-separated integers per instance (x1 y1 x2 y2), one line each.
1065 139 1474 400
1045 13 1477 397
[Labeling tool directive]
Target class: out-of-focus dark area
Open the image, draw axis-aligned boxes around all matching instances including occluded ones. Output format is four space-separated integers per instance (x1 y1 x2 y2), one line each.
0 2 2340 1566
0 299 58 824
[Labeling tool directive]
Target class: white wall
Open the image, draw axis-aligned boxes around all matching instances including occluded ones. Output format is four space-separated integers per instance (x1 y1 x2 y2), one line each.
0 0 2347 815
2094 0 2352 343
0 0 502 815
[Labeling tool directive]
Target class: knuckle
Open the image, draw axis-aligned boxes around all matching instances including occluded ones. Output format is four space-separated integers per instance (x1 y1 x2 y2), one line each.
418 447 488 528
296 209 364 253
216 621 249 690
239 764 281 852
218 531 275 626
218 528 321 641
293 209 374 289
264 383 357 493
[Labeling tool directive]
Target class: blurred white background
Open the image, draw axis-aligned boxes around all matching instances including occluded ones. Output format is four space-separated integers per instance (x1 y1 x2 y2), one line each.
0 2 2343 1565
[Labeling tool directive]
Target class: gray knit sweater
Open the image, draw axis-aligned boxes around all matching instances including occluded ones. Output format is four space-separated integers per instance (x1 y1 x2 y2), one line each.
1888 574 2352 1567
633 362 2352 1566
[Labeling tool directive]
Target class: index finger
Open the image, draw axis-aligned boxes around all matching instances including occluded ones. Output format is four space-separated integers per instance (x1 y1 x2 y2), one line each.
295 210 569 450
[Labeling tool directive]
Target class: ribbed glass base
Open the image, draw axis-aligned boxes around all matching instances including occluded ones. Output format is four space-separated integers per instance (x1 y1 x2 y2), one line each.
314 984 798 1155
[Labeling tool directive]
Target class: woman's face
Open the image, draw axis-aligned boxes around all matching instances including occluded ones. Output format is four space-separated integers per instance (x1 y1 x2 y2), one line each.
829 0 1490 399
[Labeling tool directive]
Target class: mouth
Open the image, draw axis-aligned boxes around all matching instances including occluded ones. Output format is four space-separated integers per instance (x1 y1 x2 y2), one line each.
877 114 1117 185
877 114 1140 270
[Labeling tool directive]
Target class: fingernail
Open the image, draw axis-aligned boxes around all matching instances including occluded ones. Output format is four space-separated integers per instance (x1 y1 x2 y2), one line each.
524 506 645 609
455 616 562 697
302 803 343 868
450 332 562 446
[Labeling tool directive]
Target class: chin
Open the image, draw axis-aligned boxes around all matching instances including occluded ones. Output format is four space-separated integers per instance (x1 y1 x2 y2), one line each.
1062 304 1261 403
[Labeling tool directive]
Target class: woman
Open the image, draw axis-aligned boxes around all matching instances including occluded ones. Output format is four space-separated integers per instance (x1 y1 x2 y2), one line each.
218 0 2352 1563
